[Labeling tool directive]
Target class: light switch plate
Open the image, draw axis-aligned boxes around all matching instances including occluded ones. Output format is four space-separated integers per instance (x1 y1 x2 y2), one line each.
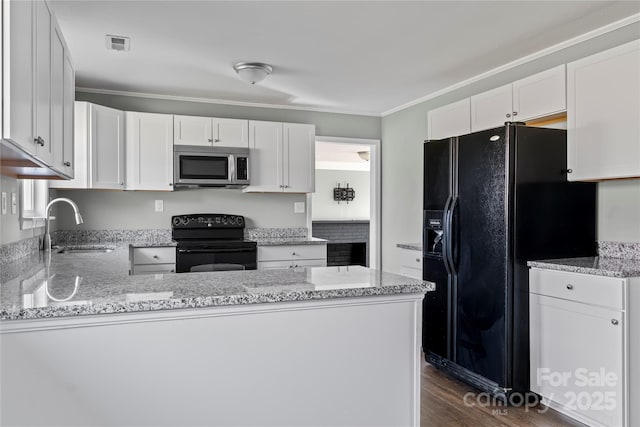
11 193 17 215
294 202 305 214
1 192 7 215
155 200 164 212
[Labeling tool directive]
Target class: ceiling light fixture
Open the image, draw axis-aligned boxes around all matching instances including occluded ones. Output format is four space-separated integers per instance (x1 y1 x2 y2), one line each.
233 62 273 85
357 151 370 162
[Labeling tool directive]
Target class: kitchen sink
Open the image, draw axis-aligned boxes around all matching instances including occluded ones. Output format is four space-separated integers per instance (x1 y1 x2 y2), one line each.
57 246 114 254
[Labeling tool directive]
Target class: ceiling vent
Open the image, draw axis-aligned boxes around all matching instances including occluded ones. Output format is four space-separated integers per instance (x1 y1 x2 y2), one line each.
105 35 130 52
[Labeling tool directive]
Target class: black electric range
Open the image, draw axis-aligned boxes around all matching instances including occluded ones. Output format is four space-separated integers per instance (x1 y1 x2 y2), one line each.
172 214 257 273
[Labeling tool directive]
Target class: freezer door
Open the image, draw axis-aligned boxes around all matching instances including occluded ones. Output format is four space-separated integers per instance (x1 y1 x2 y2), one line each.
424 138 452 211
452 127 509 387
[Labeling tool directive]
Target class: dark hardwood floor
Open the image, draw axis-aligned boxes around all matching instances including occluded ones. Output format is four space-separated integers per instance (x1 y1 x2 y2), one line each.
421 362 585 426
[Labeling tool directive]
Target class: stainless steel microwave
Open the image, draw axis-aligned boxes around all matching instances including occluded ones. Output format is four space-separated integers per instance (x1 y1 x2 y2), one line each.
173 145 250 188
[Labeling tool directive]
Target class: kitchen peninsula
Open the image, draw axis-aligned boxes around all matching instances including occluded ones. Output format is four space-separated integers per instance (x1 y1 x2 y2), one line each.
0 248 432 427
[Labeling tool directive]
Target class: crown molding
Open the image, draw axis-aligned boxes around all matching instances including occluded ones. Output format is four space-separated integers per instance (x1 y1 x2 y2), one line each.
74 87 382 118
381 12 640 117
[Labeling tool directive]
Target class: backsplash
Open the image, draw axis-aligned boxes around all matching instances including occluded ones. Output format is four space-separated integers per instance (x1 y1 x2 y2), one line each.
52 229 172 247
598 241 640 260
0 236 41 268
244 228 308 240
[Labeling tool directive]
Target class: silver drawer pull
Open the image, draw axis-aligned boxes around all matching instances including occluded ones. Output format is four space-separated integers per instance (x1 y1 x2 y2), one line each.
153 255 159 259
566 284 574 290
611 319 619 325
415 258 420 263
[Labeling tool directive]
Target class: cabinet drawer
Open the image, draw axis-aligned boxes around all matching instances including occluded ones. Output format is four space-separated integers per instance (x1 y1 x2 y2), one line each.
258 259 327 270
132 264 176 275
132 247 176 265
529 268 625 310
258 245 326 262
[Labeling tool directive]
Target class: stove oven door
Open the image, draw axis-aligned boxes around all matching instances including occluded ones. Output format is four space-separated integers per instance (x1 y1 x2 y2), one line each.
176 246 257 273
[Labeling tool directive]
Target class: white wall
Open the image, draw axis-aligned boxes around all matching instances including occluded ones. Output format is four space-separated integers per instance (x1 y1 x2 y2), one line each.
380 23 640 274
312 170 370 220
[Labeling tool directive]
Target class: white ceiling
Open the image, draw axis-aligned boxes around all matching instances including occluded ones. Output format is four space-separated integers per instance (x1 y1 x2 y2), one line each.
50 1 640 116
316 142 370 171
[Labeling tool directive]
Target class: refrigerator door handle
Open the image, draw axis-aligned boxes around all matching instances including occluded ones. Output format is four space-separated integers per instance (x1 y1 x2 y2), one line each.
442 196 453 274
448 196 459 274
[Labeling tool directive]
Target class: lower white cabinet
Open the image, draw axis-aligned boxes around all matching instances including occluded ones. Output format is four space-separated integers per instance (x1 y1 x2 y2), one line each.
125 112 174 191
398 248 422 280
258 244 327 270
529 268 639 427
129 246 176 275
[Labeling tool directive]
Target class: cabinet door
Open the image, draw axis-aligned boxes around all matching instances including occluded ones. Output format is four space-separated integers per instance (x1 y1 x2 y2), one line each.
283 123 315 193
470 84 512 132
2 0 35 154
90 104 125 189
530 294 624 427
62 51 75 177
50 22 65 174
427 98 471 140
213 118 248 147
567 40 640 181
173 115 212 146
512 65 566 122
34 0 52 164
126 112 174 191
245 121 282 192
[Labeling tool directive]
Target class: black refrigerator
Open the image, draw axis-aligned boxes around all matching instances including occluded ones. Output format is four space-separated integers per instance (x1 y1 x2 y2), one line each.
422 123 596 397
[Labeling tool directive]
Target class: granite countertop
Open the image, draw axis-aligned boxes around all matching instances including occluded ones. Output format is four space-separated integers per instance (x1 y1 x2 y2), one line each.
528 257 640 278
251 237 328 246
0 249 432 321
397 243 422 251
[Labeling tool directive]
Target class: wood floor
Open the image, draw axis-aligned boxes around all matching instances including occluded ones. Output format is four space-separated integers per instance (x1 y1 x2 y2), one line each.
420 362 585 427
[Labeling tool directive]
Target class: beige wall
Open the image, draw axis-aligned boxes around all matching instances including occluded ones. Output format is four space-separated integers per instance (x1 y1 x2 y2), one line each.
380 23 640 273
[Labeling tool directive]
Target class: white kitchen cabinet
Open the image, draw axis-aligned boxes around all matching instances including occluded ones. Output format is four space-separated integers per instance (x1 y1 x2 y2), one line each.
33 0 52 165
50 102 125 190
529 267 640 427
1 0 36 155
427 98 471 140
567 40 640 181
50 18 74 178
257 244 327 270
398 247 422 280
173 115 248 148
1 0 74 179
126 112 174 191
245 121 315 193
471 65 566 132
129 246 176 275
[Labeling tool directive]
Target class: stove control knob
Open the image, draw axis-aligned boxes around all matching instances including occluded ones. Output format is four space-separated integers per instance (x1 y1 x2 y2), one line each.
222 216 228 225
183 217 190 226
229 216 237 225
172 217 181 226
237 217 244 227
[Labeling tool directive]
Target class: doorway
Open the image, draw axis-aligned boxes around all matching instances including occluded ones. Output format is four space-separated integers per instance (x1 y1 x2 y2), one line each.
307 136 381 269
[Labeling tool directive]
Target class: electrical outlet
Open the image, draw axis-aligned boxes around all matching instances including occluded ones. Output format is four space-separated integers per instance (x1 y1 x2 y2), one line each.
155 200 164 212
1 192 7 215
11 193 17 215
294 202 305 214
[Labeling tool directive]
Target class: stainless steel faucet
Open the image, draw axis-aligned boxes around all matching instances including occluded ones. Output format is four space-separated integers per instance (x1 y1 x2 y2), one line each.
42 198 84 251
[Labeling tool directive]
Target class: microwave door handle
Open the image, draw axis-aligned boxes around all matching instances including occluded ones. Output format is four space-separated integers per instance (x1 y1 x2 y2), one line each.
229 155 235 183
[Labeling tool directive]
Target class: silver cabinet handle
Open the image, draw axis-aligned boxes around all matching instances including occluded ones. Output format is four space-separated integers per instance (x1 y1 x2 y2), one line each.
169 183 173 186
208 139 213 143
506 113 511 118
611 319 619 325
64 161 71 167
214 139 220 143
567 169 573 174
513 111 518 116
34 137 45 146
153 255 159 259
567 284 574 290
415 258 420 263
120 182 124 185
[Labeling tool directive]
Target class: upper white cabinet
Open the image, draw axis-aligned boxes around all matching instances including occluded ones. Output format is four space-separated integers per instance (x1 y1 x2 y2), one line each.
567 40 640 181
125 112 174 191
50 17 75 178
471 65 566 132
1 0 74 179
244 121 315 193
2 0 36 156
174 115 248 148
51 102 125 190
427 98 471 140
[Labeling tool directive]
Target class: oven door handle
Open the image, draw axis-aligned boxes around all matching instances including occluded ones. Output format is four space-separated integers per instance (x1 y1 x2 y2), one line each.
178 248 256 254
